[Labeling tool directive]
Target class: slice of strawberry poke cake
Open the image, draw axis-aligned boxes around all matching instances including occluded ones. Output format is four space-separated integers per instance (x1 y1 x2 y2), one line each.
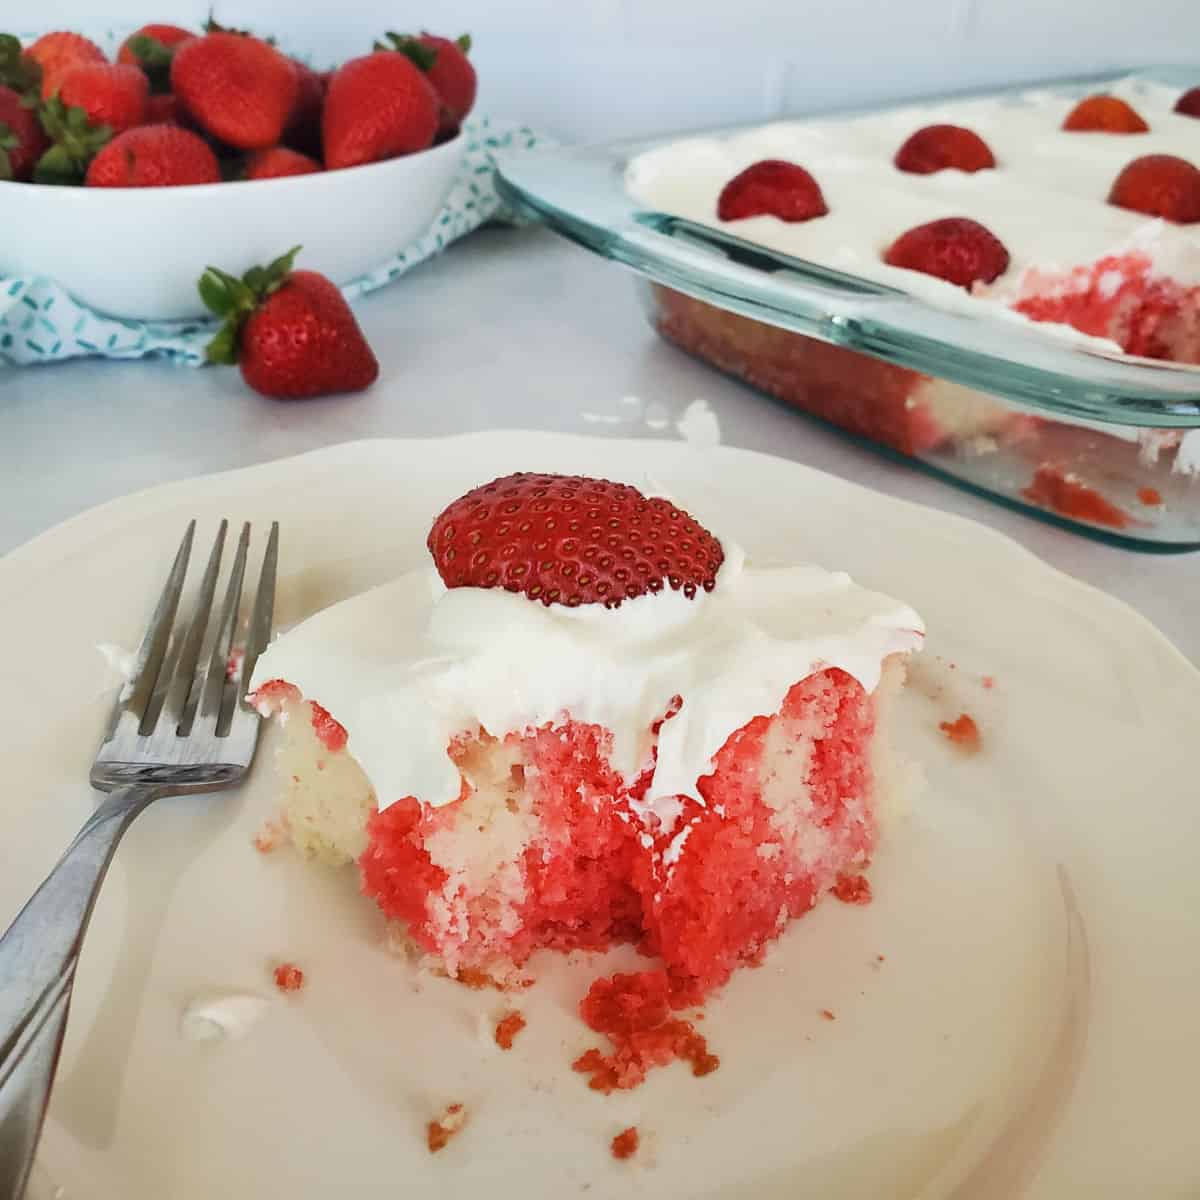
250 473 923 1010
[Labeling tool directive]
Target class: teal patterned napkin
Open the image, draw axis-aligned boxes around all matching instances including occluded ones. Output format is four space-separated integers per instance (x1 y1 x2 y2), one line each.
0 116 542 368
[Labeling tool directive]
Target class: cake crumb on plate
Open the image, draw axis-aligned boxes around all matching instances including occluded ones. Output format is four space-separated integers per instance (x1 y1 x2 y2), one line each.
427 1103 467 1153
273 963 305 993
611 1126 640 1160
494 1010 527 1049
939 713 982 753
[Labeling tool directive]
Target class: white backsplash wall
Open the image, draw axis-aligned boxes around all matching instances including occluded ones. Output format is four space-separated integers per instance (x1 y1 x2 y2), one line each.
26 0 1200 140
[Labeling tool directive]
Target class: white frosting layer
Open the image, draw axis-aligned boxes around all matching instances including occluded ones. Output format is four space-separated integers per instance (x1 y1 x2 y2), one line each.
251 548 923 829
626 77 1200 333
180 993 269 1042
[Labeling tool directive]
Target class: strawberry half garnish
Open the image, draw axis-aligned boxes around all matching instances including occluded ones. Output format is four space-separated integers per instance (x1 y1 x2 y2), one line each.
1174 87 1200 118
893 124 996 174
716 159 828 223
1062 94 1149 133
1107 154 1200 224
883 217 1010 289
427 473 725 608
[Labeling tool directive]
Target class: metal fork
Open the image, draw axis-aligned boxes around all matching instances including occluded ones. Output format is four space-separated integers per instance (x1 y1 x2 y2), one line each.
0 519 278 1199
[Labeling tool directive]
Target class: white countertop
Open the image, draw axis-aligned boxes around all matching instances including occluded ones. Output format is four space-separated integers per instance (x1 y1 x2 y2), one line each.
2 226 1196 665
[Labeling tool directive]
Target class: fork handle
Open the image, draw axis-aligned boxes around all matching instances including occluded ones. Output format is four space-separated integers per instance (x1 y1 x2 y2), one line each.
0 785 157 1199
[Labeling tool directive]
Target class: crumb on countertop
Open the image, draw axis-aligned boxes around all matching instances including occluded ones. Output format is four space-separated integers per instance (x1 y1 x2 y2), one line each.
819 1009 836 1021
611 1126 640 1160
494 1011 527 1050
427 1103 467 1153
273 963 305 993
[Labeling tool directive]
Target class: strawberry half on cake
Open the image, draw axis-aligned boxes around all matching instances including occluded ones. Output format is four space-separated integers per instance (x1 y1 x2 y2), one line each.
249 473 924 1006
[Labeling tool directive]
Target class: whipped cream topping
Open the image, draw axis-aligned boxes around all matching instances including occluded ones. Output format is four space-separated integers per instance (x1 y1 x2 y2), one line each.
251 546 923 830
626 77 1200 334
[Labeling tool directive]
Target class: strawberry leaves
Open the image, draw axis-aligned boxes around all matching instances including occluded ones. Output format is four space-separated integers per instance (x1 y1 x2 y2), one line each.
33 96 112 184
0 120 18 180
0 34 41 99
374 32 437 71
124 34 176 93
198 245 301 364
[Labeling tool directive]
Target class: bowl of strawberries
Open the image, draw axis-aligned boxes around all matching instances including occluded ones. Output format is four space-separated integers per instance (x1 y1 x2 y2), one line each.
0 21 476 319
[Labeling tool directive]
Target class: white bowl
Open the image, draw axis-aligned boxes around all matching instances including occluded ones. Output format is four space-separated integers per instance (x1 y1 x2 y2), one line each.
0 134 464 320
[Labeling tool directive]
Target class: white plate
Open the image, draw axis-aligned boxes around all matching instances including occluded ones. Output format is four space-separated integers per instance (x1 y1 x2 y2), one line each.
2 435 1196 1200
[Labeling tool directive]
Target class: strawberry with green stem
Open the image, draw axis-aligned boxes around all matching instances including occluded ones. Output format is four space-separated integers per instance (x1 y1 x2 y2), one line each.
119 24 195 93
0 33 42 99
199 247 379 399
33 97 112 184
376 31 475 138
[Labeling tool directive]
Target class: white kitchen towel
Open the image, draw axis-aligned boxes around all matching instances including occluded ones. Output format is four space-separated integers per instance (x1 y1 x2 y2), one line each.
0 116 542 368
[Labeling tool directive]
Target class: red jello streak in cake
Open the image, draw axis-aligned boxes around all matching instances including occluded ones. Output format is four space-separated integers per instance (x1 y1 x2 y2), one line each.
1013 252 1200 364
572 971 719 1094
1021 465 1133 529
309 702 348 752
360 667 877 1005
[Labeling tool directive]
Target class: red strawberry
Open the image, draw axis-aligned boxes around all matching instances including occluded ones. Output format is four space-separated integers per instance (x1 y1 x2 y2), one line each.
282 59 325 158
199 248 379 399
716 159 828 223
25 31 105 99
1107 154 1200 224
427 473 725 608
1174 87 1200 118
0 83 48 179
171 32 298 150
883 217 1010 288
894 124 996 174
117 23 194 92
86 125 220 186
1062 94 1149 133
58 63 148 134
322 51 438 170
244 146 321 179
378 32 476 137
144 93 180 124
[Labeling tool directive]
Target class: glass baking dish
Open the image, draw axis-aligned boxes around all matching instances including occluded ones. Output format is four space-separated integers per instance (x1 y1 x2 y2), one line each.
495 67 1200 550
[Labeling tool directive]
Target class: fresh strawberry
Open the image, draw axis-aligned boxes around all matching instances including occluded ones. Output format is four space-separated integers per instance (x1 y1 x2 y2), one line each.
117 23 194 92
85 124 219 186
883 217 1010 288
57 63 147 134
427 473 725 608
1062 94 1149 133
282 59 324 158
171 32 298 150
716 159 828 223
1107 154 1200 224
199 248 379 399
322 51 438 170
0 83 47 179
244 146 321 179
894 124 996 174
24 31 105 99
378 32 476 137
144 93 180 124
1174 87 1200 118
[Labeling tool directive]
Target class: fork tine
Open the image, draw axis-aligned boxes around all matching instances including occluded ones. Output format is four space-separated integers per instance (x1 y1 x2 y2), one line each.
161 520 228 733
119 521 195 722
239 521 279 698
199 522 250 731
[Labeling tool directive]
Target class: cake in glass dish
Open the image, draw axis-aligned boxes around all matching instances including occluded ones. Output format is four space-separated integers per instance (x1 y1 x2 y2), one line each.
249 473 923 1011
626 76 1200 536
